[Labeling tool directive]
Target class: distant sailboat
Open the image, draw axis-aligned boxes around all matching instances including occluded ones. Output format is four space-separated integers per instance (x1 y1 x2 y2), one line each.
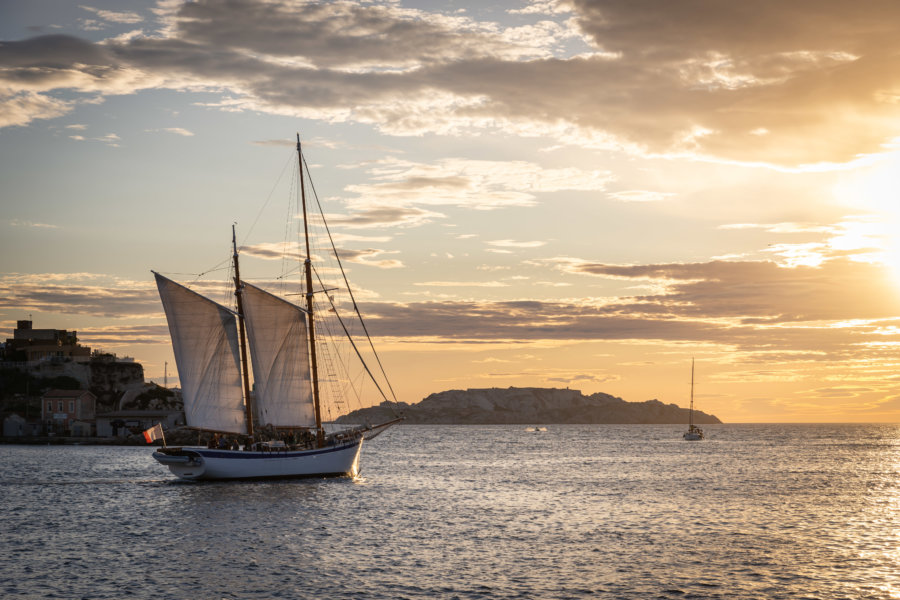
683 358 704 441
151 135 401 480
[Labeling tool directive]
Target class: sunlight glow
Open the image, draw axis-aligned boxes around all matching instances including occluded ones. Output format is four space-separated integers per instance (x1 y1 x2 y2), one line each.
832 150 900 284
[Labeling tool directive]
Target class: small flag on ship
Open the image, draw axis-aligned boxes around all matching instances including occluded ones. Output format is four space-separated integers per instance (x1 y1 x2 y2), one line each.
143 423 165 445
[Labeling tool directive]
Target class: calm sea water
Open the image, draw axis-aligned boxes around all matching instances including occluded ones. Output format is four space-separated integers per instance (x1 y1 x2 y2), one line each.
2 424 900 599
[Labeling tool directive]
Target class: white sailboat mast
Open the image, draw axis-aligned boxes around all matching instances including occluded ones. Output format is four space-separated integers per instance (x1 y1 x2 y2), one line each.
297 134 325 447
689 357 695 429
232 225 255 437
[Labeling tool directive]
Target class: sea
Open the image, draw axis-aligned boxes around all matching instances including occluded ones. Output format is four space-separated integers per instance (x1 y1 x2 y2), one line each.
2 424 899 600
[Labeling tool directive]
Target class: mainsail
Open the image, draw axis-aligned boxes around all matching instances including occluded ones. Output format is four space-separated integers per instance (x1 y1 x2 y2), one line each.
154 272 247 434
241 281 316 428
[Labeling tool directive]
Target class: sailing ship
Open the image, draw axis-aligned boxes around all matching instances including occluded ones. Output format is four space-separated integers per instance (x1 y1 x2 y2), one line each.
682 358 704 441
151 135 401 480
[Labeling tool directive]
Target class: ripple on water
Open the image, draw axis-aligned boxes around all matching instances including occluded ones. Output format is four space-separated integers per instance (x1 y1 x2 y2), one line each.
2 425 900 598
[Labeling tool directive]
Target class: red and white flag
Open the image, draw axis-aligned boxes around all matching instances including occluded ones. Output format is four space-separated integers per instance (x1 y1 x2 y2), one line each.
143 423 164 444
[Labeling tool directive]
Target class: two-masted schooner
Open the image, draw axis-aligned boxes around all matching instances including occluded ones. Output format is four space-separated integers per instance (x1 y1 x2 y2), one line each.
151 136 401 480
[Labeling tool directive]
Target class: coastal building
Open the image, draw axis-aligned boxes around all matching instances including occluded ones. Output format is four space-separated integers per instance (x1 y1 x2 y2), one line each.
1 320 144 392
42 389 96 436
2 320 91 364
95 410 183 438
2 413 41 437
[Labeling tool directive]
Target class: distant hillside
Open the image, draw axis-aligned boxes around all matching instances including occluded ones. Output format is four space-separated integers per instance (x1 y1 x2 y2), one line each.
336 387 722 425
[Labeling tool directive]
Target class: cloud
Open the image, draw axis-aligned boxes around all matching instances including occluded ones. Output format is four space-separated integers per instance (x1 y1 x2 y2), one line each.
335 248 404 269
5 1 897 164
0 90 72 128
547 372 620 385
329 233 393 244
357 297 900 369
414 281 509 288
325 205 445 229
7 249 900 368
79 6 144 26
155 127 194 136
487 239 547 249
6 219 58 229
240 242 303 261
810 386 874 399
570 1 885 61
0 273 161 318
77 325 170 346
510 1 574 16
11 250 900 344
171 0 570 70
64 130 123 146
343 157 611 213
719 222 835 234
565 0 900 163
552 256 900 322
0 34 163 119
241 241 403 269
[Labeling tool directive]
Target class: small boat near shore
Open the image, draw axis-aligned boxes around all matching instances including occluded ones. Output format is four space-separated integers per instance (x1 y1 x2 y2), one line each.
151 135 401 480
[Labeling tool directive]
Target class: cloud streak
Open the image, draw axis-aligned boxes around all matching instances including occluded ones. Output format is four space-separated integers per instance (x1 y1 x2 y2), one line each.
0 281 160 319
8 254 900 351
554 256 900 322
342 157 612 214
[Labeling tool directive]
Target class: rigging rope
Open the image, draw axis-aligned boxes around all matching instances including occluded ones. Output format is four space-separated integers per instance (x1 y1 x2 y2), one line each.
301 152 402 409
311 264 396 413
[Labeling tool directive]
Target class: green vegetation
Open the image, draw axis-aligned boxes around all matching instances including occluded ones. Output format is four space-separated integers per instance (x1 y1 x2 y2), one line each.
0 368 80 397
132 384 176 409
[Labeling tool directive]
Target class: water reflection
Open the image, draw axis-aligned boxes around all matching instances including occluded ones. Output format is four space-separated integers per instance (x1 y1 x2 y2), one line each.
3 425 900 599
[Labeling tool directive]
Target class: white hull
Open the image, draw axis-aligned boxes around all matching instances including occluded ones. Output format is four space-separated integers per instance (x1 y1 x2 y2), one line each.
153 438 363 481
683 425 704 441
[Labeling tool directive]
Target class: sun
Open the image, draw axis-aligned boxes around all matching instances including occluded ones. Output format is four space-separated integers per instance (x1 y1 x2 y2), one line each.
832 149 900 283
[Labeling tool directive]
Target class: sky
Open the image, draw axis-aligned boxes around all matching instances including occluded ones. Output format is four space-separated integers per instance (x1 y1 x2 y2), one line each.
3 0 900 423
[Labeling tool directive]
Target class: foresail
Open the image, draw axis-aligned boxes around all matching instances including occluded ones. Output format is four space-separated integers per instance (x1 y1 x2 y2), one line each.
241 282 316 428
154 272 247 434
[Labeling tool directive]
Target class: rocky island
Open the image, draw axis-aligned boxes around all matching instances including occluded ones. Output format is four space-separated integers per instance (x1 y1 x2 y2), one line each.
336 387 722 425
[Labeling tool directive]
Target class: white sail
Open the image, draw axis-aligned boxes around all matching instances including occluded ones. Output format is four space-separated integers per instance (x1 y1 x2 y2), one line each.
154 272 247 434
241 281 316 428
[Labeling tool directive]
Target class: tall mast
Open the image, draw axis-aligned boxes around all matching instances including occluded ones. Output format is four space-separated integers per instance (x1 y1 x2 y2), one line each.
233 225 254 437
689 357 695 430
298 134 325 447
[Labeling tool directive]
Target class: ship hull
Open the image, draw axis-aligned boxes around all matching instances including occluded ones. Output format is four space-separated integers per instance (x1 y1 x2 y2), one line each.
152 438 363 481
